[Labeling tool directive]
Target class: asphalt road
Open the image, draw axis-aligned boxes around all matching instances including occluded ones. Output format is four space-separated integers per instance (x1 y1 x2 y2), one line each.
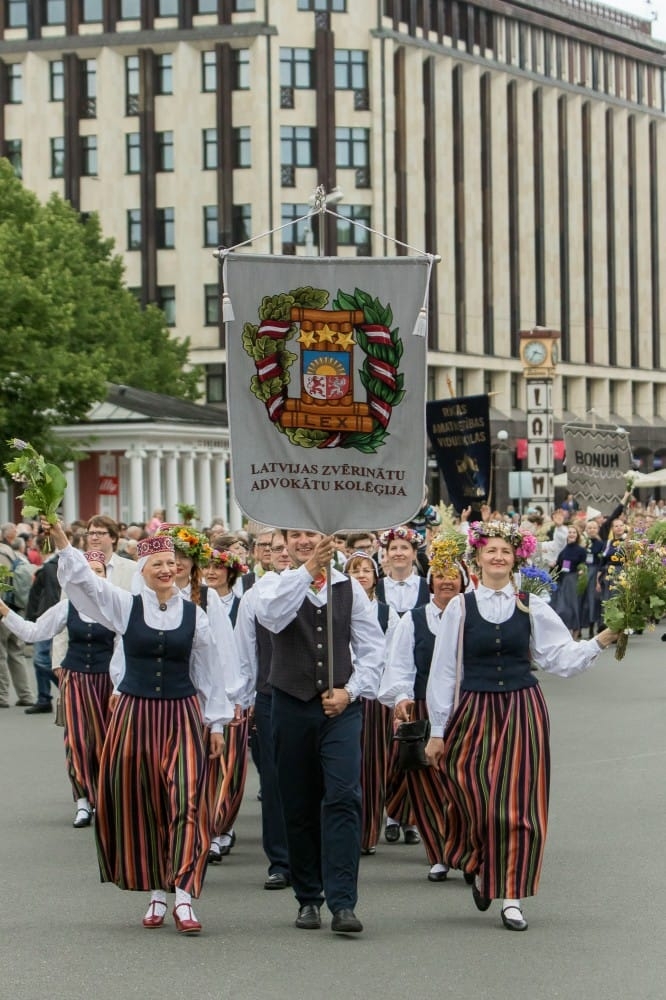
1 631 666 1000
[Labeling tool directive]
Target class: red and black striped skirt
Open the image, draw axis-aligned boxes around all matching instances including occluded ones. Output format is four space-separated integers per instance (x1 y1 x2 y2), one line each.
208 710 249 837
95 693 209 897
441 685 550 900
60 669 112 805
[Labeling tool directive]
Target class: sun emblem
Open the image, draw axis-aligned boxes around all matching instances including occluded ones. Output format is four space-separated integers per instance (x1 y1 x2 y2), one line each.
303 354 349 400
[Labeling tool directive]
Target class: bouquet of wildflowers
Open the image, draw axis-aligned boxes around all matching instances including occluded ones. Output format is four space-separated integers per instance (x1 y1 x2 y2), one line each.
158 525 213 566
518 564 558 599
602 531 666 660
4 440 67 548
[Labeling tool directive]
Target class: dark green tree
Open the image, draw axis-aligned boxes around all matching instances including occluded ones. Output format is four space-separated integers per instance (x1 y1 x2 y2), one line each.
0 158 201 472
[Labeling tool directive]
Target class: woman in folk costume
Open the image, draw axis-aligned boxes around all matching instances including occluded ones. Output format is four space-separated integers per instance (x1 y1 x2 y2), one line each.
425 521 619 931
379 530 472 883
49 519 233 935
344 552 399 856
204 547 251 862
0 549 114 828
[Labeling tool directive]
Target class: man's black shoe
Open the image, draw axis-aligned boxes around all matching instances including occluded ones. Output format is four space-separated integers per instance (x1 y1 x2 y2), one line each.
331 909 363 933
24 703 52 715
295 904 321 929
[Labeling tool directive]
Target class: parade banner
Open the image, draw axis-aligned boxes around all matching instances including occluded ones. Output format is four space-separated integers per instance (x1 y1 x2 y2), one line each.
224 254 430 535
563 423 633 506
426 394 491 512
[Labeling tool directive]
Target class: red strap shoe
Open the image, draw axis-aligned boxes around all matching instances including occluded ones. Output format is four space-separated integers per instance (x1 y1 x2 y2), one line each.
173 902 202 935
142 901 166 928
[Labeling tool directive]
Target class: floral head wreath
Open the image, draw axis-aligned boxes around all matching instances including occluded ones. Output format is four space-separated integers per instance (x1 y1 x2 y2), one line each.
467 520 537 566
429 529 468 580
156 524 213 566
208 548 248 575
379 526 420 549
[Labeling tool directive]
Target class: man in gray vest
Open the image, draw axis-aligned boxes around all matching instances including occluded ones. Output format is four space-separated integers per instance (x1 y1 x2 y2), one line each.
254 529 384 934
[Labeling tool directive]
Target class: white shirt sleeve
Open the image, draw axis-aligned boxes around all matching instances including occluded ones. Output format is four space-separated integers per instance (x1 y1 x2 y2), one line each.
2 601 69 643
188 605 234 732
426 597 463 737
347 577 386 701
204 588 245 707
234 588 260 708
378 611 416 706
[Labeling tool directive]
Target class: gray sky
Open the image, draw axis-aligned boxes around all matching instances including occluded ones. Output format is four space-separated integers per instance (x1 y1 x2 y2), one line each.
609 0 666 37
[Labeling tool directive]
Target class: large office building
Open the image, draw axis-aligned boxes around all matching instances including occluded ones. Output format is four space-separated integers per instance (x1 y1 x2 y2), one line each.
1 0 665 519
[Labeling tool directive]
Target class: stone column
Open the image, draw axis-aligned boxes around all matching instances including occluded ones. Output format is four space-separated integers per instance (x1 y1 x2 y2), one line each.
62 462 78 525
125 448 146 523
180 450 196 514
165 450 180 522
196 452 213 529
147 450 163 519
212 452 229 528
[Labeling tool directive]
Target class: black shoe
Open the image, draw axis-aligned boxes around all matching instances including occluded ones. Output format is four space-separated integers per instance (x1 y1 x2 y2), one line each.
207 843 223 865
0 703 9 709
295 904 321 930
15 698 33 707
472 880 492 912
501 906 528 931
73 808 93 828
331 908 363 933
384 824 400 843
427 869 448 882
264 873 290 890
404 828 421 846
463 871 476 885
24 702 52 715
360 846 376 856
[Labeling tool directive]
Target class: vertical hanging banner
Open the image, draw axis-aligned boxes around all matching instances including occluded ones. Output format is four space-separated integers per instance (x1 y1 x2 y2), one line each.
563 423 633 506
426 394 491 512
224 254 431 535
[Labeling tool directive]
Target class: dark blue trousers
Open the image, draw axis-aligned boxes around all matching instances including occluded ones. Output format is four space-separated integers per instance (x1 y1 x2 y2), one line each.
271 689 362 913
254 691 290 878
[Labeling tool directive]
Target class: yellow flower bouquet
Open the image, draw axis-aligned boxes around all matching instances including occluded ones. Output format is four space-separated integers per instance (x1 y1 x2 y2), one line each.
602 532 666 660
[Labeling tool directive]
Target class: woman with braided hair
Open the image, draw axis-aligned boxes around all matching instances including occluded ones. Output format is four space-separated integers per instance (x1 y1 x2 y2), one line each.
426 520 619 932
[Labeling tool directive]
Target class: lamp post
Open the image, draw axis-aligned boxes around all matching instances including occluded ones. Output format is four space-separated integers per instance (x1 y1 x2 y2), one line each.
493 430 511 515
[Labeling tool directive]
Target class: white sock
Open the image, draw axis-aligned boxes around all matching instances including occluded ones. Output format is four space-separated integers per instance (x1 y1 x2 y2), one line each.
219 832 233 848
429 863 449 875
386 817 399 828
404 824 419 834
211 835 224 849
76 797 91 812
145 891 167 918
502 898 522 913
174 887 192 909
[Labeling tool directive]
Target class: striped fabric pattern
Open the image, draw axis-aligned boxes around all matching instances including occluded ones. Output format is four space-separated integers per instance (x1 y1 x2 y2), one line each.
385 710 415 828
405 698 447 866
209 711 250 836
59 669 112 804
360 698 389 851
442 686 551 899
95 693 209 897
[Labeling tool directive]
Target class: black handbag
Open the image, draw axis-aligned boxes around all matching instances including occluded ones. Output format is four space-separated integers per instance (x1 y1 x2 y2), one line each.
393 717 431 771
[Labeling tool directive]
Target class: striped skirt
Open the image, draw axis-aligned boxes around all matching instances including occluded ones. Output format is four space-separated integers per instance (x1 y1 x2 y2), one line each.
441 686 550 900
208 711 249 837
360 699 388 851
60 669 112 805
95 693 209 897
385 710 416 828
405 699 447 866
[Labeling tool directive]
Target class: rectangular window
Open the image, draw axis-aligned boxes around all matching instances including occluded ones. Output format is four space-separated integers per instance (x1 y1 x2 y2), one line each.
297 0 346 10
334 50 368 90
125 56 140 115
203 206 219 247
233 49 250 90
157 286 176 327
280 125 315 166
50 60 64 102
280 203 312 247
280 48 314 89
157 208 175 249
120 0 141 18
81 135 98 176
81 59 97 118
156 131 174 171
156 54 173 96
44 0 66 24
203 128 218 169
7 1 29 27
50 137 65 178
82 0 103 22
196 0 218 12
335 204 371 254
205 363 227 405
202 51 216 92
234 0 256 10
204 284 219 325
233 127 251 168
232 204 252 245
126 132 141 173
127 209 142 250
157 0 178 14
335 127 370 186
7 64 23 104
6 139 22 179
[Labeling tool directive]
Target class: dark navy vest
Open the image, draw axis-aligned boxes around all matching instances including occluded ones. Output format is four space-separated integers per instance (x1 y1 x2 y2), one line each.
119 595 197 700
461 591 537 693
410 604 437 701
255 619 274 696
375 576 430 616
61 602 114 675
377 600 390 634
269 579 354 701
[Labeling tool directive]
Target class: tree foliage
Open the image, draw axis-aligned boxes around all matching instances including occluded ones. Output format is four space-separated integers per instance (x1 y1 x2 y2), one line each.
0 159 201 472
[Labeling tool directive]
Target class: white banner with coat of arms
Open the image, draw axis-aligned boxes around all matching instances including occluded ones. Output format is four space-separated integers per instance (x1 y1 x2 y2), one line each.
224 254 430 535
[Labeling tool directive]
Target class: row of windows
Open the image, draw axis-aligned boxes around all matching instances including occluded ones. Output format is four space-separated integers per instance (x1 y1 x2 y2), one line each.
3 48 368 110
4 0 344 30
124 203 371 255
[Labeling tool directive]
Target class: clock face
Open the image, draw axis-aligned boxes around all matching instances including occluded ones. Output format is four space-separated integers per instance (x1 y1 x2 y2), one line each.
524 340 547 365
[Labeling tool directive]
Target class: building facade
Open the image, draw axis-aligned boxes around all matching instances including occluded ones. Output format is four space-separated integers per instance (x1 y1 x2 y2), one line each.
1 0 665 510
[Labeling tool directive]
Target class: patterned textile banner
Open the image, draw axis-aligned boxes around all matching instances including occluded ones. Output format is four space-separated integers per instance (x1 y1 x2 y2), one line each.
426 394 491 513
224 254 430 535
563 423 633 506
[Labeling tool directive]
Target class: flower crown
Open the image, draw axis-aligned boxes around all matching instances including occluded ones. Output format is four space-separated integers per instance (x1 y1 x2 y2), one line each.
379 526 420 548
467 520 537 564
208 549 248 575
156 525 213 566
429 529 468 578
